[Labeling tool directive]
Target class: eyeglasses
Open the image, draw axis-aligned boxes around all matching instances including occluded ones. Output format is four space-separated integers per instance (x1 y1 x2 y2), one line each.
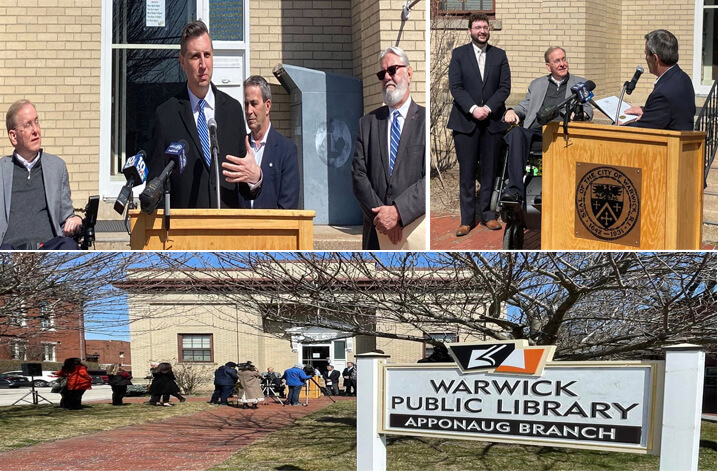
376 64 406 81
14 118 40 132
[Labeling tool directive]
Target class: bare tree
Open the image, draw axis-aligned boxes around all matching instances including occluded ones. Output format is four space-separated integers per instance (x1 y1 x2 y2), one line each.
0 253 147 344
136 252 716 361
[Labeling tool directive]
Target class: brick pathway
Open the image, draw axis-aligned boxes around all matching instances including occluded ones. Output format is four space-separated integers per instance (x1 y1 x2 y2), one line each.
430 212 540 250
0 396 347 471
430 212 717 250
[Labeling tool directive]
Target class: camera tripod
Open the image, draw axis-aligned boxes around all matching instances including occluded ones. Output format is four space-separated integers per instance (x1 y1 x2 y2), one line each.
261 379 285 406
299 377 337 406
12 378 53 406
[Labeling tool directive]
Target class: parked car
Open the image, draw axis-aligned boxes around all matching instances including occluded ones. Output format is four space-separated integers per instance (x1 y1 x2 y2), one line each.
0 374 32 388
87 370 109 385
0 370 59 388
126 384 149 396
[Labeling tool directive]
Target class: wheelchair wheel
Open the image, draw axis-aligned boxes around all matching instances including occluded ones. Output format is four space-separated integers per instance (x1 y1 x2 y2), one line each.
502 222 525 250
490 189 500 213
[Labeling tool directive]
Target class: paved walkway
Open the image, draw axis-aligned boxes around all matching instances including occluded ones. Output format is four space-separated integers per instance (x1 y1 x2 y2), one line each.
430 212 718 250
0 396 346 471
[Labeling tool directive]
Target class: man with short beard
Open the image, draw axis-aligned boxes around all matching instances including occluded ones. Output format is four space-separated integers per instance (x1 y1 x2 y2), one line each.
352 46 426 250
448 13 511 236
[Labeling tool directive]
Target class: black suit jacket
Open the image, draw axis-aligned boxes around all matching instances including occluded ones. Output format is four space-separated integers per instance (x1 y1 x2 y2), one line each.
628 65 695 131
239 126 300 209
149 83 256 208
323 370 340 383
352 99 426 250
447 42 511 135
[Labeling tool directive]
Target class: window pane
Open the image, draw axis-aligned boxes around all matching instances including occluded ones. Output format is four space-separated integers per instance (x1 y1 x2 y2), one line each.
440 1 493 11
112 48 185 168
333 340 346 360
210 0 244 41
702 2 718 86
113 0 197 45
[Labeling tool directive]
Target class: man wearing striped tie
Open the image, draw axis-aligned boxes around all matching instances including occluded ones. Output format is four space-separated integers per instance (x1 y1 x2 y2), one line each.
148 20 260 209
352 46 426 250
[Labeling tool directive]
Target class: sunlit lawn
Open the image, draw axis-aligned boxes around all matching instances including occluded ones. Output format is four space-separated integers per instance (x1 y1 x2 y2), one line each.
212 401 718 471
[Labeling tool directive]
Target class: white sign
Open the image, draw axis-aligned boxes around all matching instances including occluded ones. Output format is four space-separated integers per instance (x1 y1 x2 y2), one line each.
146 0 165 27
381 362 663 454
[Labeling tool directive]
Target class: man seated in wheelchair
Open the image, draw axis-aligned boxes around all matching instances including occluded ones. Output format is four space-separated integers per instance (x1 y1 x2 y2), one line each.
501 46 593 203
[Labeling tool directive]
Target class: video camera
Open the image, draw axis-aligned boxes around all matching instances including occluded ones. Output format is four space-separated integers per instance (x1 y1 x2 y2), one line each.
302 365 316 376
236 361 254 371
75 195 100 250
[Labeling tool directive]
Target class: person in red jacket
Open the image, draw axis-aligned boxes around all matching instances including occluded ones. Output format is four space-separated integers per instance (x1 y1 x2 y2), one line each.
54 357 92 410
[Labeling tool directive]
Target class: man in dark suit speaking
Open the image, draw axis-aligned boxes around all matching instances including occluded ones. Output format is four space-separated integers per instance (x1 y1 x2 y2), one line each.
448 13 511 236
352 46 426 250
624 29 695 131
222 75 299 209
149 20 259 209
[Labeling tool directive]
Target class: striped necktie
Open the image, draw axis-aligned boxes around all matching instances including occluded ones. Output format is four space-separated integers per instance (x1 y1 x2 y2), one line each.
196 99 211 168
389 110 401 176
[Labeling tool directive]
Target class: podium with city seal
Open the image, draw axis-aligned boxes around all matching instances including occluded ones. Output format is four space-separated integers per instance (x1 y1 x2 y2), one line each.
129 209 315 250
541 121 706 250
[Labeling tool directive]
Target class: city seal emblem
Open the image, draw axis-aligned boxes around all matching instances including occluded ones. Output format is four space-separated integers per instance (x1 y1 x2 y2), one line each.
575 164 641 246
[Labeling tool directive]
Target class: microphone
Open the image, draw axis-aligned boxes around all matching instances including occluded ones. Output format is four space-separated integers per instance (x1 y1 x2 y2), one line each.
537 80 596 125
139 141 188 214
625 66 644 95
114 151 148 214
208 118 219 157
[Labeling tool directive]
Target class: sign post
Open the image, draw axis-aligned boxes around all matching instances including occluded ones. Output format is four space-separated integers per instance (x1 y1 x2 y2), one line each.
356 352 390 471
659 344 705 471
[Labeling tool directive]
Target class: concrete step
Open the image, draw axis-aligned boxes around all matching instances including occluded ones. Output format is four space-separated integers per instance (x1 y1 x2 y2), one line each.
703 193 718 223
703 222 718 245
89 223 363 251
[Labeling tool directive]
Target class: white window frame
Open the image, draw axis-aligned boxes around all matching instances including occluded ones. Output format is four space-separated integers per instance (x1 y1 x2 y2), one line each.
99 0 251 200
9 302 27 327
694 0 717 95
40 302 56 331
41 342 57 362
11 339 28 361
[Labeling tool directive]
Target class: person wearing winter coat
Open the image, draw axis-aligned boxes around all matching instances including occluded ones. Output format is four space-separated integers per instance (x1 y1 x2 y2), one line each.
107 363 133 406
282 364 313 406
54 358 92 410
237 363 263 409
149 362 185 406
209 361 238 405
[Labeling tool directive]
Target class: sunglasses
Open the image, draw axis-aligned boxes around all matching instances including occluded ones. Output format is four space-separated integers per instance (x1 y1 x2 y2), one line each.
376 64 406 80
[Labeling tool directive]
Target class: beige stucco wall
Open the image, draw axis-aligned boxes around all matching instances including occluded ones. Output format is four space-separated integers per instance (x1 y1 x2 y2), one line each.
0 0 102 208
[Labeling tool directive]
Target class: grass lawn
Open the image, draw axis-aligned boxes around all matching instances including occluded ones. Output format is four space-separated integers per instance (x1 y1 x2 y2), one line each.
0 401 215 452
212 401 718 471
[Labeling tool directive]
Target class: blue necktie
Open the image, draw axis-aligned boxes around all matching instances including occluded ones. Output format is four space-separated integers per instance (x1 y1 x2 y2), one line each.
196 99 211 168
389 110 401 176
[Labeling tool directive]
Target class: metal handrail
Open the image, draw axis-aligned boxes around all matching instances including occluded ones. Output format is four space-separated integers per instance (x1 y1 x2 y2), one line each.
696 79 718 185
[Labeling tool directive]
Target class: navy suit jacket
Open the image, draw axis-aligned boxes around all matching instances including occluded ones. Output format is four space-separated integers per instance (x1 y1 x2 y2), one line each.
240 126 300 209
447 42 511 135
628 65 695 131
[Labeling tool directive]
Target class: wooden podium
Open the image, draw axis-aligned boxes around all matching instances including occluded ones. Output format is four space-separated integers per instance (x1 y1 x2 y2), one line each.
542 122 705 250
130 209 315 250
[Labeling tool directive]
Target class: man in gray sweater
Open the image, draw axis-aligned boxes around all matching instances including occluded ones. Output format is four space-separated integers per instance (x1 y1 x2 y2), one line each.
0 99 81 249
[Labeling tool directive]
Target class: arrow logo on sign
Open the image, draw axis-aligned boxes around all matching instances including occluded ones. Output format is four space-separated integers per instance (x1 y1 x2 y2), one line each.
467 344 510 368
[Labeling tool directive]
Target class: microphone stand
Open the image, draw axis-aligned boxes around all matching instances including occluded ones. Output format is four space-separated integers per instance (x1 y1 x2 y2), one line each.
164 177 171 233
615 82 629 126
212 145 221 209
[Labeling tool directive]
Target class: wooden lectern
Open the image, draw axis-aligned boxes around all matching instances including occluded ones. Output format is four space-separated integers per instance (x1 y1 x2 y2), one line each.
130 209 316 250
542 122 705 250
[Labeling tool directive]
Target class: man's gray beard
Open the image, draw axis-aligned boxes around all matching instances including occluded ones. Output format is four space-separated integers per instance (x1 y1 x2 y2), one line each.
383 83 407 107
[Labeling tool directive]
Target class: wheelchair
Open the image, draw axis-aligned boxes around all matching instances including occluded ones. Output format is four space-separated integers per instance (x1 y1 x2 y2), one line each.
490 128 544 250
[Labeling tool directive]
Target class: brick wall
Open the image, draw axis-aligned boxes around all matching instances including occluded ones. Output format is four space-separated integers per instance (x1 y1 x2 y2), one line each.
0 0 102 209
84 339 131 370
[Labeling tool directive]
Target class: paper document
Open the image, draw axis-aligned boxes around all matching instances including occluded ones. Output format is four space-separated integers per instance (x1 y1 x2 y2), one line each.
593 96 640 124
